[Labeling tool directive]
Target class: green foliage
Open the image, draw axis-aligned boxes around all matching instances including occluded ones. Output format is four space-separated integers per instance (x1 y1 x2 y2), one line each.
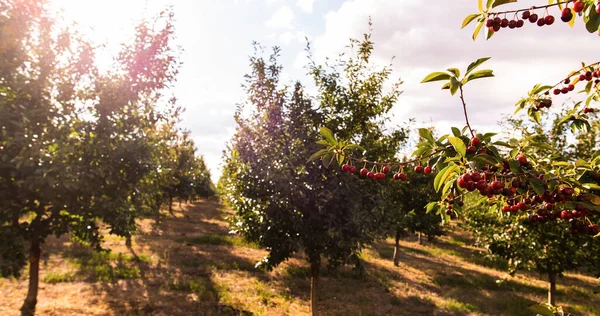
221 30 408 277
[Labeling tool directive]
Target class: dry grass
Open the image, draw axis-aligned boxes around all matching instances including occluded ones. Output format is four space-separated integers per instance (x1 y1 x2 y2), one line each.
1 199 599 315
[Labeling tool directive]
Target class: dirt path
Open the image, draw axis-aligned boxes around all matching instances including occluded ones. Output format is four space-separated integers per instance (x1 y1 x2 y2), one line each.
1 199 599 315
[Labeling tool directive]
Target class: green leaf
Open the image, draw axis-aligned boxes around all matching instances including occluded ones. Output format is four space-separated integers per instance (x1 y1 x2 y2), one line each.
466 69 494 83
418 128 435 144
486 0 494 10
447 68 460 77
462 14 481 29
508 160 521 174
492 0 517 8
447 136 466 157
528 177 546 196
473 20 484 40
319 127 337 145
451 127 462 137
421 72 451 83
450 77 460 96
582 183 600 190
308 148 330 162
465 57 491 76
434 164 459 192
316 140 329 146
322 153 334 168
478 0 483 12
585 4 600 33
471 154 500 165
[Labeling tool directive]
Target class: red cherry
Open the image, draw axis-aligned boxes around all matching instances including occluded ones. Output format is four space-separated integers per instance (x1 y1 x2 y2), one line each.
467 146 477 154
561 12 574 22
470 172 481 182
500 18 509 28
522 11 531 19
568 84 575 91
360 168 368 176
502 205 510 212
560 210 572 220
544 15 555 25
517 155 527 165
561 87 569 94
510 205 520 212
516 19 524 28
349 166 356 174
414 165 423 173
471 137 481 147
341 164 350 172
367 172 375 179
574 1 585 13
562 8 571 17
398 173 407 181
466 181 476 192
597 4 600 15
553 88 561 95
508 20 517 29
486 19 494 27
529 14 538 23
382 165 390 174
378 173 386 180
424 166 432 174
475 180 488 191
458 178 467 188
491 181 504 190
537 18 546 26
517 202 526 210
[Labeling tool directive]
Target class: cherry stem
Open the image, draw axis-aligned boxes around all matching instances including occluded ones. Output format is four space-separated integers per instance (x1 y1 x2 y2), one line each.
459 85 475 138
487 1 570 16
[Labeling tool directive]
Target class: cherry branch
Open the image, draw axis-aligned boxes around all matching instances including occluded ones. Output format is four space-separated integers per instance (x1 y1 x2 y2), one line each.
347 149 445 167
537 61 600 96
459 85 475 138
487 1 571 16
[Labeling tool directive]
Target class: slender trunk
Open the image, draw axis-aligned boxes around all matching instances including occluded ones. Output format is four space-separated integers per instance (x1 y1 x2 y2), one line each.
393 230 401 266
417 232 422 245
179 199 182 208
310 261 320 316
168 196 175 217
548 270 557 306
21 235 41 316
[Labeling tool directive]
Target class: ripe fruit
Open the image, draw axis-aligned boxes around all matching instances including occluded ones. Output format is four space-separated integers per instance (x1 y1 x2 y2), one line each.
491 181 504 190
573 1 585 13
475 180 488 191
553 88 561 95
508 20 517 28
414 165 423 173
376 173 386 180
544 15 555 25
561 12 574 22
360 168 368 176
560 210 572 220
500 18 509 28
398 173 407 181
382 165 390 174
466 146 477 154
486 19 494 27
502 205 510 212
349 166 357 174
424 166 432 174
342 164 350 172
367 172 375 179
537 18 546 26
529 13 538 23
597 3 600 14
470 172 481 182
568 84 575 91
522 11 531 19
517 155 527 165
458 178 467 188
516 19 524 28
471 137 481 147
517 202 526 210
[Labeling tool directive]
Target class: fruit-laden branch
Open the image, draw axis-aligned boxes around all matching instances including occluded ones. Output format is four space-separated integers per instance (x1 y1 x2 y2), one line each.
346 149 444 168
487 1 570 16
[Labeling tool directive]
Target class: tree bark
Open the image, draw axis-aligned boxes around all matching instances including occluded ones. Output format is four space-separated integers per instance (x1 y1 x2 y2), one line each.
21 235 41 316
310 261 320 316
417 232 422 245
393 230 401 266
168 196 175 217
548 270 557 306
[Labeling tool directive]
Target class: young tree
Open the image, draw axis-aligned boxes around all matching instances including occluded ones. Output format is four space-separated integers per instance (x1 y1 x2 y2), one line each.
0 2 182 313
221 33 407 314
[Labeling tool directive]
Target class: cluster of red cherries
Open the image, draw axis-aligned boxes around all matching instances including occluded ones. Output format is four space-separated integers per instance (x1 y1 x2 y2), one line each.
534 65 600 113
487 0 600 33
340 162 433 181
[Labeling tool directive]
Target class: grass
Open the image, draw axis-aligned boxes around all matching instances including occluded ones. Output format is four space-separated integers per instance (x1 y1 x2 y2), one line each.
177 233 260 249
1 199 599 316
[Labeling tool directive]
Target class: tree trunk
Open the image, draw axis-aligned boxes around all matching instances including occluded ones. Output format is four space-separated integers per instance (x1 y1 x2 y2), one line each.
310 261 320 316
393 230 401 266
21 235 41 316
417 232 422 245
548 270 557 306
168 196 175 217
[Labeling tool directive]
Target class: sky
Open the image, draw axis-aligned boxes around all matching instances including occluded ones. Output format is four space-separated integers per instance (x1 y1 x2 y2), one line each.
50 0 600 183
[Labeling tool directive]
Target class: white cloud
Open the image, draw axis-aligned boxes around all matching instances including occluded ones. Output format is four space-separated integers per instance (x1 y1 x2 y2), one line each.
305 0 600 139
265 6 295 29
297 0 316 13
